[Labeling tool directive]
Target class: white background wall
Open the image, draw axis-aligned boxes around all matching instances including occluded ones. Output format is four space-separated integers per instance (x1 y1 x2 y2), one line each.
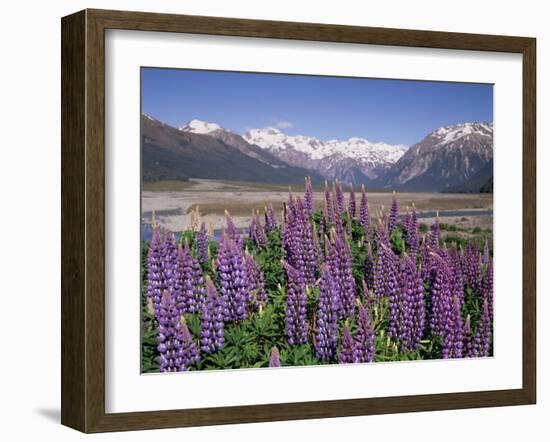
0 0 546 439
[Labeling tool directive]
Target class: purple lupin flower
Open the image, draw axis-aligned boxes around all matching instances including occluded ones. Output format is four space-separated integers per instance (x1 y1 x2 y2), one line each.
482 239 490 265
215 234 249 322
284 261 308 345
324 181 336 227
282 209 295 264
174 319 200 371
319 204 327 238
436 245 450 261
482 260 494 322
428 253 453 338
410 273 426 350
191 257 206 311
354 304 375 363
311 222 322 265
304 176 314 217
373 242 398 300
472 244 482 293
301 206 319 286
345 207 352 238
358 184 370 230
156 291 178 371
339 325 355 364
429 215 440 249
282 193 318 286
376 217 390 246
471 299 491 357
406 205 419 258
403 208 411 235
287 187 296 213
364 242 375 291
333 231 356 319
463 314 474 357
200 276 225 354
177 240 195 314
387 252 406 341
245 253 268 310
196 222 209 265
224 210 238 242
269 346 282 367
160 230 181 313
348 183 356 219
392 253 425 351
419 237 432 283
156 290 181 372
361 279 373 308
448 248 464 305
388 191 398 234
324 237 342 315
441 294 464 359
264 203 277 233
335 180 345 218
282 197 302 269
315 263 339 362
252 213 267 249
147 228 164 317
462 241 482 293
332 210 345 242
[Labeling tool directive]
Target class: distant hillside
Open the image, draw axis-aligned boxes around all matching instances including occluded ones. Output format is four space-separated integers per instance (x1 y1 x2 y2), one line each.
480 176 493 193
444 160 494 193
377 123 493 192
141 115 323 184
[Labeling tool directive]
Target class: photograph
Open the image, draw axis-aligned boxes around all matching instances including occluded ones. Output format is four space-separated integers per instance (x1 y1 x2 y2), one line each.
140 68 494 373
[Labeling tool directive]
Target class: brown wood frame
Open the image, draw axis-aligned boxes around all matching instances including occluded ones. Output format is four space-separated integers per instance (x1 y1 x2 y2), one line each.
61 8 536 433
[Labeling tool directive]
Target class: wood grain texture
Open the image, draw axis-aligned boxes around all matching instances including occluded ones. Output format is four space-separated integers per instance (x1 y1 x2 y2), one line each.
522 38 537 403
61 8 537 433
61 10 86 431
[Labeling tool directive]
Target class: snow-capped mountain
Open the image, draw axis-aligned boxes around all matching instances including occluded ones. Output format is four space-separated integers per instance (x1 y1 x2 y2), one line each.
179 119 224 134
142 114 324 184
175 118 493 191
379 122 493 191
180 120 311 171
243 127 407 182
243 127 406 162
432 122 493 146
179 120 407 183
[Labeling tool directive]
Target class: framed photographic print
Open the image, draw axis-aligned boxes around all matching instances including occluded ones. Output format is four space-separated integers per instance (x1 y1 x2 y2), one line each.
61 9 536 433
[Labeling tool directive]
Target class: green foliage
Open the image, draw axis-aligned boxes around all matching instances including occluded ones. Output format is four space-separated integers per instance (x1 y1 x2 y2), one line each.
141 322 159 373
252 228 285 293
443 235 468 249
439 223 458 232
390 227 405 255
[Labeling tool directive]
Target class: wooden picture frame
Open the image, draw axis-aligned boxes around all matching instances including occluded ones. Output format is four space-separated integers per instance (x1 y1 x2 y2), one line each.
61 8 536 433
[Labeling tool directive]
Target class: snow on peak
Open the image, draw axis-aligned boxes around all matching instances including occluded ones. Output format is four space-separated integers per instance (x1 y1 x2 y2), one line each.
243 127 407 164
431 122 493 146
179 119 225 134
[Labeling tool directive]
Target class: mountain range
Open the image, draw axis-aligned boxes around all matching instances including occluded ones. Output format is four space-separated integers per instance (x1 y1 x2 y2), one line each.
142 114 493 192
142 115 324 184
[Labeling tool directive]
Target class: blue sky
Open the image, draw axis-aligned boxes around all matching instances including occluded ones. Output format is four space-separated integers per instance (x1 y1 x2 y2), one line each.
141 67 493 146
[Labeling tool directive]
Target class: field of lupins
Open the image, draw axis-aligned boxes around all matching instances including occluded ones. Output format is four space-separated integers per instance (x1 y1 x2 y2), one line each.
141 178 493 373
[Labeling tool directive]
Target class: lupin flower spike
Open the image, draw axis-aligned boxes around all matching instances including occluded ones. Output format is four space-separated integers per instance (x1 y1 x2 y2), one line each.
269 346 281 367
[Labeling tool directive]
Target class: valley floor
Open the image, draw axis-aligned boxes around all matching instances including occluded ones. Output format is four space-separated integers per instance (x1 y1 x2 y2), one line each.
142 179 493 239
